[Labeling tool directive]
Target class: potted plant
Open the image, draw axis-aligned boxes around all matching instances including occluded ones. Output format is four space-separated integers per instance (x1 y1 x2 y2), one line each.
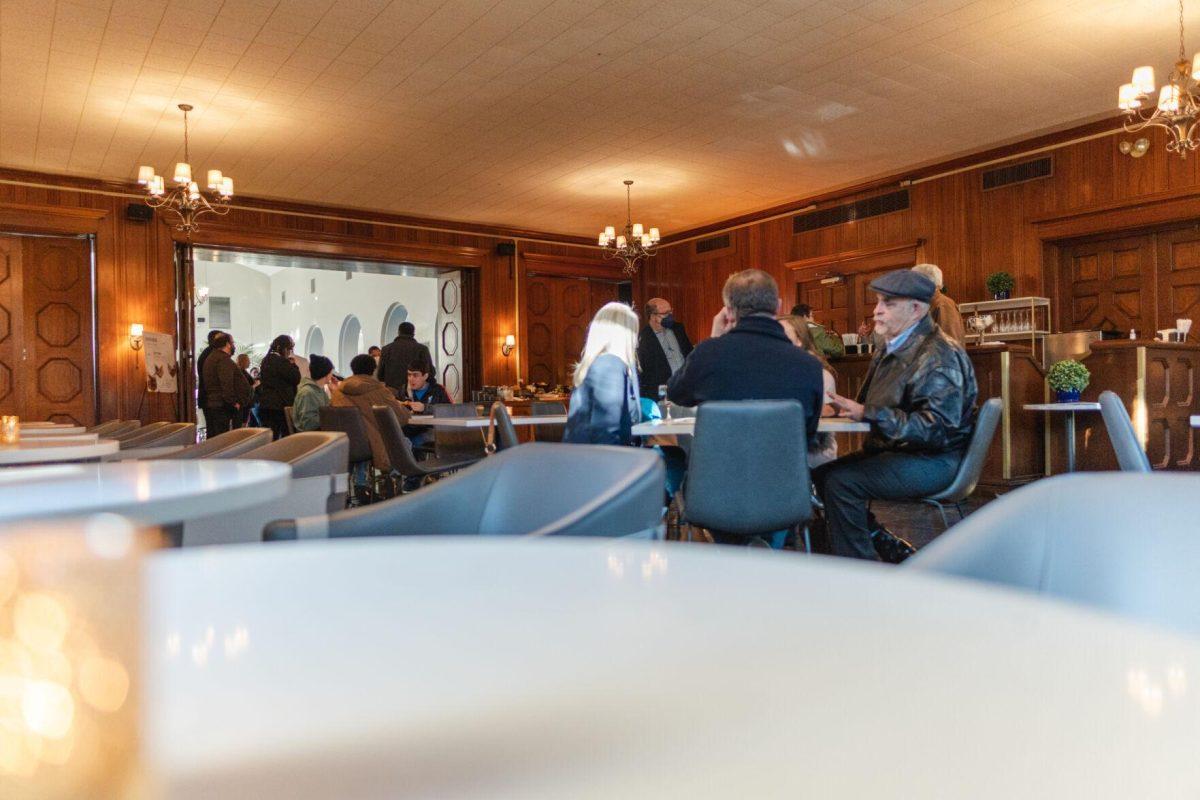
1047 359 1090 402
985 271 1015 300
815 329 845 358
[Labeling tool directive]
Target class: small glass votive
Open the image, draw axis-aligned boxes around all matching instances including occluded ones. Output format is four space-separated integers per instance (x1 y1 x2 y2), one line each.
0 415 18 444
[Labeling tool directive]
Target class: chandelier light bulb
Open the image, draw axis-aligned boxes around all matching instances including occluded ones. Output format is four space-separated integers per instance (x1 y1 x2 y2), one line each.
649 227 660 242
220 177 234 197
604 226 615 238
206 169 223 190
136 165 154 185
1133 66 1156 95
150 175 165 196
187 181 201 201
173 162 192 184
1192 52 1200 80
598 233 607 245
616 235 627 249
632 223 644 238
641 234 652 247
1119 83 1140 110
1158 84 1182 112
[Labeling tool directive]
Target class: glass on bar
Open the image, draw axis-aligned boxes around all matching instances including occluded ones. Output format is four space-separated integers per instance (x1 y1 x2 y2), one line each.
0 415 17 444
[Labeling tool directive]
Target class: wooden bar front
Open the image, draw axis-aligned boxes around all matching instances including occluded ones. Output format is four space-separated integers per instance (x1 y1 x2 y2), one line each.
1062 340 1200 472
830 343 1044 489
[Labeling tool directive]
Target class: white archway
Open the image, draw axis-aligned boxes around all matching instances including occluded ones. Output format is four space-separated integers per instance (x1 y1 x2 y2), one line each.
338 315 363 374
304 324 325 358
380 302 409 344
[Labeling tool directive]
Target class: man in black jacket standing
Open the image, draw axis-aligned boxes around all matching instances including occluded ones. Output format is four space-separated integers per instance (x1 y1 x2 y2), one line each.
201 332 252 436
377 321 434 395
667 270 824 443
817 269 977 560
637 297 692 398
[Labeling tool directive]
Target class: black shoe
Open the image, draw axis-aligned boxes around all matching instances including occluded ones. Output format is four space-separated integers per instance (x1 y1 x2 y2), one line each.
871 525 916 564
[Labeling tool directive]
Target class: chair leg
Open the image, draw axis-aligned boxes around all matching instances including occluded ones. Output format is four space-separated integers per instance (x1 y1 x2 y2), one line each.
955 502 966 521
802 525 812 554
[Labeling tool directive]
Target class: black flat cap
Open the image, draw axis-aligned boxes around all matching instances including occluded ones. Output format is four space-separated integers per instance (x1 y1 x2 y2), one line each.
869 269 935 303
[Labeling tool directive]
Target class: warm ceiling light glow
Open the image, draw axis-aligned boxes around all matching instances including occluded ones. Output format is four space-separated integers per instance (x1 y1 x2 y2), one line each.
1119 1 1200 157
598 180 660 275
136 165 154 185
1132 66 1156 95
139 104 233 234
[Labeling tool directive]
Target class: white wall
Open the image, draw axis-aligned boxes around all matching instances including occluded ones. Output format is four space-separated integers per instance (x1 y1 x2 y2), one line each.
195 260 440 375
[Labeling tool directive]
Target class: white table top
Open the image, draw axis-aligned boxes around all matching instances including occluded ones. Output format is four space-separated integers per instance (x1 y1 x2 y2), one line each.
143 538 1200 798
1024 402 1102 412
0 459 290 525
408 414 568 428
0 437 119 465
631 416 871 436
17 424 87 435
19 431 97 442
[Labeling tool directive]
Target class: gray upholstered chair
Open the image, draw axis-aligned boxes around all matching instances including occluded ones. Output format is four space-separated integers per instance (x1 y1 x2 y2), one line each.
1098 390 1151 472
918 397 1003 528
262 442 663 542
372 405 478 490
118 422 196 450
907 473 1200 638
183 431 350 546
319 405 377 499
681 400 811 548
146 427 271 460
432 403 487 464
89 420 139 436
531 400 566 443
113 420 167 441
489 401 520 452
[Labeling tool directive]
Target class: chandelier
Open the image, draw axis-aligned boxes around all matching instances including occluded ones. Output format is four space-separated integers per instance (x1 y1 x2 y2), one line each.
1118 0 1200 157
598 180 660 275
136 104 234 233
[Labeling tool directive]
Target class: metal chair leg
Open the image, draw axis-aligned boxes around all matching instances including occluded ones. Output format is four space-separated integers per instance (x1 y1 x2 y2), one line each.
802 525 812 554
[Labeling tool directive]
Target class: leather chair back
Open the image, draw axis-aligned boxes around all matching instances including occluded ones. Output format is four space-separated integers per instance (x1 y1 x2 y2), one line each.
490 402 520 451
119 422 195 450
372 405 424 476
89 420 138 436
319 406 374 465
531 400 566 443
154 428 271 460
264 442 663 542
926 398 1002 503
238 431 350 512
908 473 1200 638
113 420 167 442
1099 390 1151 472
683 401 811 536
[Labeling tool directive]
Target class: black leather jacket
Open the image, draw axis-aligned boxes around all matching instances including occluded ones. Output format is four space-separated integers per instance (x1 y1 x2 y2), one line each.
858 315 977 453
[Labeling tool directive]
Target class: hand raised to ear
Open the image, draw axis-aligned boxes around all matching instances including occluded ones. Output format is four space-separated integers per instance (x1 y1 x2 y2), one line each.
710 307 737 338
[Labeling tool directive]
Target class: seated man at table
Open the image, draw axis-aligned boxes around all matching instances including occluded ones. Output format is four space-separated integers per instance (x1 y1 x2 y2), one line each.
667 268 824 443
332 354 414 496
400 361 452 454
817 269 977 560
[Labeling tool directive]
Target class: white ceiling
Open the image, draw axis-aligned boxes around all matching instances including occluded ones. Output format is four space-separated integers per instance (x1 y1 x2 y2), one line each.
0 0 1192 237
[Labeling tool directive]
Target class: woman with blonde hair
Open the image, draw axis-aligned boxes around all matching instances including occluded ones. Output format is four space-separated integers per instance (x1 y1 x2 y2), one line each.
778 314 838 467
564 302 642 445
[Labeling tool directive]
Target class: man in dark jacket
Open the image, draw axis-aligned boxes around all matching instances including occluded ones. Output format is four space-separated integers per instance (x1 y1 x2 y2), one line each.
667 269 824 443
817 269 977 560
400 361 452 453
377 321 434 395
201 332 252 436
637 298 693 398
195 329 223 426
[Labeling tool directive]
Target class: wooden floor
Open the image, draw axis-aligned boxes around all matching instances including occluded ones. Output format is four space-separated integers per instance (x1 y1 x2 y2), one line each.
871 495 992 551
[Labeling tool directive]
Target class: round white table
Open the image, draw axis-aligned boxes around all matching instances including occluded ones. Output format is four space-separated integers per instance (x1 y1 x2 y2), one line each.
1024 402 1102 472
17 424 88 436
0 437 118 466
0 459 290 525
143 538 1200 798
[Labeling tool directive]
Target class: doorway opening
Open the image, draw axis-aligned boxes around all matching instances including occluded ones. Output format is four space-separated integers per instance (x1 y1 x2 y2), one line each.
189 247 477 426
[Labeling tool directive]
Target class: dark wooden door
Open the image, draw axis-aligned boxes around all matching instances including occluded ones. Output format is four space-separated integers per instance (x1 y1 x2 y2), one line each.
1058 233 1155 336
0 234 95 425
1156 224 1200 327
795 278 851 334
524 274 618 387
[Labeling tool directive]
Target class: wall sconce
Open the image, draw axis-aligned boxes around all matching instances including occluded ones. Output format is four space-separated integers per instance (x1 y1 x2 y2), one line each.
502 334 516 357
193 285 209 308
129 323 144 351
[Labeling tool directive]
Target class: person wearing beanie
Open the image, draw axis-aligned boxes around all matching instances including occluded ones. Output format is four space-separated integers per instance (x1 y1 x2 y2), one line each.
291 353 334 433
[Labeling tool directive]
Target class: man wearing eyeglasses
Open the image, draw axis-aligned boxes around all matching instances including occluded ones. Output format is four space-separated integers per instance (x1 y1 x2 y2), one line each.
637 297 693 398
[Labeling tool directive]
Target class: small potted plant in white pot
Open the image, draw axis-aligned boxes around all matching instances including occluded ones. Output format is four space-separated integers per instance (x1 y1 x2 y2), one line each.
1047 359 1090 403
985 271 1015 300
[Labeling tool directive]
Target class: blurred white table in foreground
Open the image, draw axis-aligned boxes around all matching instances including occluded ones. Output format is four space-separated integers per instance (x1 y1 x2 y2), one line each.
144 537 1200 799
0 459 289 525
408 414 568 427
17 424 87 436
0 437 118 466
632 417 870 436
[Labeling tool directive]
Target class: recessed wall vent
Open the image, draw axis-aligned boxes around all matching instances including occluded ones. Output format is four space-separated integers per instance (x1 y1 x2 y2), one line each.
793 190 910 234
695 233 731 254
982 156 1053 191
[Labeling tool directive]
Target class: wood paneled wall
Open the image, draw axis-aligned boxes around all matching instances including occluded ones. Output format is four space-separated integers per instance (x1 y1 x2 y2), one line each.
0 169 598 423
636 122 1200 342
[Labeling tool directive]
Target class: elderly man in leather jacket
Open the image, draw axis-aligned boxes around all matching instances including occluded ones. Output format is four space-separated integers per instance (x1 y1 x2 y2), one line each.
815 269 977 560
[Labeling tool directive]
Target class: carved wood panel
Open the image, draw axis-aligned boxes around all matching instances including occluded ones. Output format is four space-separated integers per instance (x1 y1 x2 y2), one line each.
1156 225 1200 329
523 273 618 387
16 236 94 425
1058 233 1154 336
0 237 21 415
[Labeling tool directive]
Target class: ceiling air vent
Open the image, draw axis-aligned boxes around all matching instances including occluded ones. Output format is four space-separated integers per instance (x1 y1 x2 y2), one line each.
695 233 731 254
793 190 910 234
982 156 1053 191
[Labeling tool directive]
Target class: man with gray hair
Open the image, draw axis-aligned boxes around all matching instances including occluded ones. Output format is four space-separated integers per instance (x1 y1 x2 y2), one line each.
637 296 693 398
911 263 966 344
667 269 824 441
